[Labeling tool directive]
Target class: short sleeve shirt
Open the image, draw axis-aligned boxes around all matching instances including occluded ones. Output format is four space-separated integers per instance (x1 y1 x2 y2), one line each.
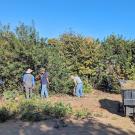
74 76 82 84
41 72 48 85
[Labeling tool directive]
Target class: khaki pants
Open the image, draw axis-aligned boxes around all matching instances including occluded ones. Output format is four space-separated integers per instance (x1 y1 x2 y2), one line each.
24 86 33 99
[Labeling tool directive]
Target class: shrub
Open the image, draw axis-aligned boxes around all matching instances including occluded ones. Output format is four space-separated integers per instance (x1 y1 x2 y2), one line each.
0 23 135 94
52 102 72 118
98 75 121 93
20 101 73 120
42 102 53 116
83 81 93 93
3 90 19 100
19 100 43 121
19 100 37 113
75 108 91 119
0 107 10 122
0 98 73 122
4 101 19 117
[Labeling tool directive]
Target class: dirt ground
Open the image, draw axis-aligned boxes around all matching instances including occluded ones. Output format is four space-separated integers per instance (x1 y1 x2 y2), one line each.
0 90 135 135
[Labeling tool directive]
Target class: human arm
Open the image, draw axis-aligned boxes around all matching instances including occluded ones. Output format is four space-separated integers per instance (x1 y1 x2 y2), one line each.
35 74 41 81
46 78 50 84
73 78 77 87
46 72 50 84
32 76 35 88
22 74 26 85
73 78 77 95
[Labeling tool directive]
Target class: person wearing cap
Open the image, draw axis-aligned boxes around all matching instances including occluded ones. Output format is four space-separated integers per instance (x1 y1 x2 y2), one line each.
39 68 49 98
23 68 35 99
71 75 83 97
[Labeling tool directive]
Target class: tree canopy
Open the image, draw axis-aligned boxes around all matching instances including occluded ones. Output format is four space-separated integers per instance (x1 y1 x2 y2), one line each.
0 23 135 94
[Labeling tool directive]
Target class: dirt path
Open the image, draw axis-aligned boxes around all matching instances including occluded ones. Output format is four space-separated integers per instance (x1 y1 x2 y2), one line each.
0 90 135 135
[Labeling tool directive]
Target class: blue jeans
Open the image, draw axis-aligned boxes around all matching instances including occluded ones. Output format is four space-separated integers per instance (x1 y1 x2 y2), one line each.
41 84 48 98
76 83 83 97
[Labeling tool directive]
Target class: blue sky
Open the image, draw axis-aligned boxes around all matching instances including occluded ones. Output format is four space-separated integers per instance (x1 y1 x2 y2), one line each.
0 0 135 39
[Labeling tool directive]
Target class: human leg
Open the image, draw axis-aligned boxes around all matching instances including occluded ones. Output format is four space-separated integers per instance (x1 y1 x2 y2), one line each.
41 85 45 97
79 83 83 97
29 87 33 98
25 86 30 99
44 84 48 98
75 84 80 97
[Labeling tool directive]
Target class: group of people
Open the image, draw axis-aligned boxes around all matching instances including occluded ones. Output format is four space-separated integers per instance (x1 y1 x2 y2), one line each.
23 68 49 99
22 68 83 99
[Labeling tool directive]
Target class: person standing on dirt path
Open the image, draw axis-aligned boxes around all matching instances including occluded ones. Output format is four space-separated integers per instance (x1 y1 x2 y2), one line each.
39 68 49 98
23 68 35 99
71 75 83 97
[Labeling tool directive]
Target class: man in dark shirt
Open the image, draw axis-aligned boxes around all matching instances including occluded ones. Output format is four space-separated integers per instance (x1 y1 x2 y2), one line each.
40 68 49 98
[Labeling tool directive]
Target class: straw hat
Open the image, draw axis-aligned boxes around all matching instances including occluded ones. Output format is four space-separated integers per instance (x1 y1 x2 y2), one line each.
26 68 33 73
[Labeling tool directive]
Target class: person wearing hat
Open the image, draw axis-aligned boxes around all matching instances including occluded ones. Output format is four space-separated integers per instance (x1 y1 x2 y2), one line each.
23 68 35 99
39 68 49 98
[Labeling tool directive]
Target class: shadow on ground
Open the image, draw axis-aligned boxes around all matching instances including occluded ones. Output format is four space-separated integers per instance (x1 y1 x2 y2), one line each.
99 99 124 116
0 118 134 135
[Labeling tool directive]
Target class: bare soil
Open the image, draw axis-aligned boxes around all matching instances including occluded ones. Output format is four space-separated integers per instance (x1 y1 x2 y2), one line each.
0 90 135 135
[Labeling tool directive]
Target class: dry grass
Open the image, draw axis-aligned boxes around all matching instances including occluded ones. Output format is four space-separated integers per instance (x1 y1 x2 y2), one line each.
121 80 135 90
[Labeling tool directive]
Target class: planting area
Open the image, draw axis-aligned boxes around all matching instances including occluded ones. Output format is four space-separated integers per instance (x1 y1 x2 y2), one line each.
0 90 135 135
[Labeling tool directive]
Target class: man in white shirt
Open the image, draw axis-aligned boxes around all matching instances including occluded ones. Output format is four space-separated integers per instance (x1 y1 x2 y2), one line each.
71 75 83 97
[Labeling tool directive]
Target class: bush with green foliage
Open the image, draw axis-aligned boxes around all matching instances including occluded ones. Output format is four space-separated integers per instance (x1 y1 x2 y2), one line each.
75 108 91 119
18 100 40 121
0 23 135 94
18 100 72 121
42 102 53 116
83 81 93 93
0 23 71 94
3 90 19 100
0 107 10 122
52 102 72 118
